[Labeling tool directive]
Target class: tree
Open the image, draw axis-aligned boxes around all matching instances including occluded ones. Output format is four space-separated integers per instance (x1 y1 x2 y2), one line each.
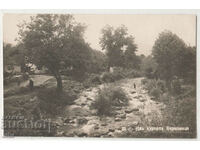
18 14 91 92
140 55 158 79
179 46 196 83
152 31 187 89
99 25 138 69
124 48 141 69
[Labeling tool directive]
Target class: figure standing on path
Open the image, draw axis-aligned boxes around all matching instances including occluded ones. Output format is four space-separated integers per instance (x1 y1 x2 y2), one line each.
134 83 136 89
29 78 34 91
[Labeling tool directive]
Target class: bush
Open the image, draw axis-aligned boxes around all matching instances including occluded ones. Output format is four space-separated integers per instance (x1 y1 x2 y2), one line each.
144 79 157 91
141 78 148 85
37 88 76 115
144 67 154 79
101 72 114 83
157 80 166 93
4 86 30 97
171 79 182 95
101 67 141 83
83 74 102 88
149 87 162 100
92 85 128 116
91 75 101 84
163 95 196 138
160 92 171 102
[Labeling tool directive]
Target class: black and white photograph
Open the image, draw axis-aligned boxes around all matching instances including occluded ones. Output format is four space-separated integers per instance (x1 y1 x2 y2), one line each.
3 13 197 138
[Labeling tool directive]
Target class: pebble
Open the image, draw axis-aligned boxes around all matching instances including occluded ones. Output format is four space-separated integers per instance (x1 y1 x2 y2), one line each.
131 91 136 94
115 118 121 122
122 127 126 132
101 123 107 126
108 129 115 132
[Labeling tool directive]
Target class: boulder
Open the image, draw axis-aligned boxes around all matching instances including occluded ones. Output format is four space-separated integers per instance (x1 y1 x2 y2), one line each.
77 132 88 137
64 118 71 123
94 125 99 130
30 96 38 102
108 129 115 132
125 108 139 113
139 99 146 102
77 118 88 125
131 91 136 94
81 103 86 106
115 118 121 122
121 127 126 132
87 97 93 101
108 132 114 137
132 108 139 111
56 131 64 136
101 123 107 126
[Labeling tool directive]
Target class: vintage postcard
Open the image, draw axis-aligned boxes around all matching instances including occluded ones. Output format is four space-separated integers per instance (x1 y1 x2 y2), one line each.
3 13 196 138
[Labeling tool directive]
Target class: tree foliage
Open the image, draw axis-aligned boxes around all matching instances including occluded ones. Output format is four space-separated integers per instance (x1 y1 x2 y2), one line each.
18 14 91 91
99 25 139 69
152 31 186 82
152 30 196 86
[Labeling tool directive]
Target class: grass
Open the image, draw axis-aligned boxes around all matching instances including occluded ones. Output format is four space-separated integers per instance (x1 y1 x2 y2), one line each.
141 78 196 138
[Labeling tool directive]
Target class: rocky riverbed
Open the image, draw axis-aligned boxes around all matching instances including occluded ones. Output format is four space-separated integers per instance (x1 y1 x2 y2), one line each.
53 78 166 137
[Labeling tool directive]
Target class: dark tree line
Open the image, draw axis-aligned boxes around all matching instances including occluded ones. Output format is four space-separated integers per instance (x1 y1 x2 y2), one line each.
152 31 196 87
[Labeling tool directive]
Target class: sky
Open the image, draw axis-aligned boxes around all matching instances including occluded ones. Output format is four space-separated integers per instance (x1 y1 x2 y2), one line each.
3 14 196 56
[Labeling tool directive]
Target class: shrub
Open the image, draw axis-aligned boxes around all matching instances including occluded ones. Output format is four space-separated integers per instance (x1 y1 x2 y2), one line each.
160 92 171 102
91 75 101 84
171 79 182 95
149 87 162 100
37 88 76 115
144 79 157 91
112 68 124 80
83 74 101 88
101 67 142 84
4 86 30 97
144 67 154 79
141 78 148 85
92 85 128 116
157 80 166 93
101 72 114 83
163 95 196 138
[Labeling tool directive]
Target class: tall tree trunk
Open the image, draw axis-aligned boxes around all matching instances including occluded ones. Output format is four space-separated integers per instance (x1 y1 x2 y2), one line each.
56 74 62 92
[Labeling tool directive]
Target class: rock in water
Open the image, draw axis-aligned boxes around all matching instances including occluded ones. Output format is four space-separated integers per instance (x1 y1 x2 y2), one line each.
101 123 107 126
122 127 126 132
139 99 146 102
131 91 136 94
108 129 115 132
125 108 139 113
115 118 121 122
132 108 139 111
77 118 88 125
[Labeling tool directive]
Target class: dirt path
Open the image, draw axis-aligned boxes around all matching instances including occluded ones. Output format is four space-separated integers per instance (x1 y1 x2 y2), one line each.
4 75 54 94
55 77 166 137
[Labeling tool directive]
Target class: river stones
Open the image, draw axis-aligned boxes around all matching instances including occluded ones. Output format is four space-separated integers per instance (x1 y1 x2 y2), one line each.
139 99 146 102
132 108 139 111
115 117 122 122
94 125 99 130
121 127 127 132
77 118 88 125
108 129 115 132
131 91 136 94
101 123 107 126
87 97 93 101
125 108 139 113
